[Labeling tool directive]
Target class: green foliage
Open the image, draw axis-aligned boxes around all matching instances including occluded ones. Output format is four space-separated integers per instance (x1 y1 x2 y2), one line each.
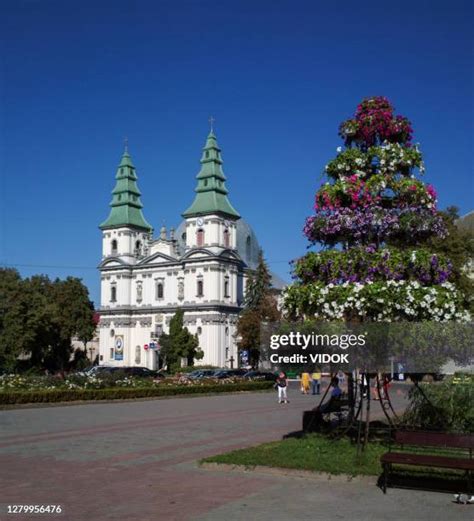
0 269 96 373
159 309 203 371
244 250 272 310
428 207 474 312
237 251 280 367
0 381 274 405
403 376 474 433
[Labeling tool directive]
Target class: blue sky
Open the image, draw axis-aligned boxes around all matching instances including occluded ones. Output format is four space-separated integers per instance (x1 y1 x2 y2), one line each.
1 0 473 306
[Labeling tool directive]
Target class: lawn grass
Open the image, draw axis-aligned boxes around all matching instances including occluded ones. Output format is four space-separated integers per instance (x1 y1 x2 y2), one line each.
203 434 386 476
202 434 469 482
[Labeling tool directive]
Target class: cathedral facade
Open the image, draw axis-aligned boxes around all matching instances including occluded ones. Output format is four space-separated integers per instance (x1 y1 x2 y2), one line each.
98 130 284 369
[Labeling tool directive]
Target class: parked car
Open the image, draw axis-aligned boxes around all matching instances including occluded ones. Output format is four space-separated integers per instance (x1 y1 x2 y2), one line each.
187 369 218 379
213 369 248 379
84 366 163 378
243 370 278 382
84 366 121 377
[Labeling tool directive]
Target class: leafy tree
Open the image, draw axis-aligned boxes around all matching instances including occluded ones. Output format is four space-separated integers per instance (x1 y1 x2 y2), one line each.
159 309 203 371
0 270 96 373
429 206 474 312
237 252 280 367
0 269 30 371
244 251 272 309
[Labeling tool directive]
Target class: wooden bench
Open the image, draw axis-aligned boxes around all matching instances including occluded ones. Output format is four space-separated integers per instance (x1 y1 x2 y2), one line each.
380 430 474 493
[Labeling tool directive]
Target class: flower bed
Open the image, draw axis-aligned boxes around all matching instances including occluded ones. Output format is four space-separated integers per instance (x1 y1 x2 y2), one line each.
0 380 274 405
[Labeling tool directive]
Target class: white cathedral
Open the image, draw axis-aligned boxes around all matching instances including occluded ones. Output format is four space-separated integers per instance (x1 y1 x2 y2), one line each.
98 129 285 369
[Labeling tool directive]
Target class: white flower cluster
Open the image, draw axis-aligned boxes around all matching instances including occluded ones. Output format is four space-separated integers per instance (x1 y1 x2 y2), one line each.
377 142 424 175
287 280 471 323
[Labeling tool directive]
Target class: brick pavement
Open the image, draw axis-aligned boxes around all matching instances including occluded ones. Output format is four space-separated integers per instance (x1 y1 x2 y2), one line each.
0 383 467 521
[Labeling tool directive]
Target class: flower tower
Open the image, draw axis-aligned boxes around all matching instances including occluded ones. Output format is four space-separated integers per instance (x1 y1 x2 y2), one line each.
285 97 470 323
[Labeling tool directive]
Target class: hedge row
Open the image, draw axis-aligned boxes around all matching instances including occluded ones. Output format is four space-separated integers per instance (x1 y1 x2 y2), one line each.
0 381 274 405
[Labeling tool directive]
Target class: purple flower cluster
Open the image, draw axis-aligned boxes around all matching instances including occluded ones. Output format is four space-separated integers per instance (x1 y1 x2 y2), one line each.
293 248 453 286
304 206 446 246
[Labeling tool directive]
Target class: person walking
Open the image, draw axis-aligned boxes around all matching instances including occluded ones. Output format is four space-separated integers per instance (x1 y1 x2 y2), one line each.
311 368 321 395
300 371 310 394
276 371 289 404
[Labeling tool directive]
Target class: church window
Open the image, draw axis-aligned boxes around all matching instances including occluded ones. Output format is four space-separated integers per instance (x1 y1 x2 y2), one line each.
246 236 251 259
223 229 230 248
156 281 164 300
135 345 141 364
224 279 230 298
197 279 204 297
178 278 184 299
110 285 117 302
205 151 209 158
204 179 208 186
135 240 142 256
197 229 204 247
181 232 187 243
197 326 202 335
111 240 118 255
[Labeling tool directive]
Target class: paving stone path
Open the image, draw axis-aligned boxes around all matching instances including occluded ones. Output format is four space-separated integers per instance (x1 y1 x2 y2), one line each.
0 383 468 520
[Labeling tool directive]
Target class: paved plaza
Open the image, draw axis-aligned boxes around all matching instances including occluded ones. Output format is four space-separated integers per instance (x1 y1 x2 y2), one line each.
0 383 469 521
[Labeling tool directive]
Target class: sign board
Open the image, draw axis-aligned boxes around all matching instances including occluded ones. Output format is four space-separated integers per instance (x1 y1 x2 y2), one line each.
114 336 124 360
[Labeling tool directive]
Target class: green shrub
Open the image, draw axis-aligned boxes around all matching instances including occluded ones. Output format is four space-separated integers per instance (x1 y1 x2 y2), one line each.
403 375 474 433
0 381 273 405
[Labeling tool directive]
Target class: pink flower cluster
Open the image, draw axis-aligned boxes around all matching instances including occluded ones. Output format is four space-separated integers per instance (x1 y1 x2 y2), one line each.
339 96 413 147
426 184 437 200
315 177 381 211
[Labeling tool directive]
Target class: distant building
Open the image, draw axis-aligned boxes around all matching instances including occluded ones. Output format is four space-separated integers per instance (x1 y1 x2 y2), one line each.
98 130 285 369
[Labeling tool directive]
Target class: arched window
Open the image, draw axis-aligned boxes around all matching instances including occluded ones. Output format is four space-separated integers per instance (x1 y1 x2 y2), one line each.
156 282 164 300
223 229 230 248
197 326 202 335
246 236 251 259
197 228 204 247
197 279 204 297
111 239 118 255
224 280 230 298
135 240 142 256
110 285 117 302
